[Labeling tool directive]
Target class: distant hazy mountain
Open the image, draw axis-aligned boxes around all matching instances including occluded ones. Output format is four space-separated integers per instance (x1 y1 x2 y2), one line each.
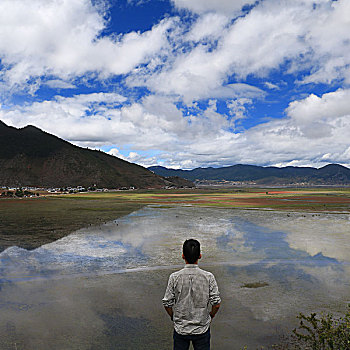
149 164 350 185
0 121 180 189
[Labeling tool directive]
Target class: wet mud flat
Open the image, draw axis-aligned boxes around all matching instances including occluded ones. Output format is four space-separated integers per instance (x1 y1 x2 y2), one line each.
0 206 349 349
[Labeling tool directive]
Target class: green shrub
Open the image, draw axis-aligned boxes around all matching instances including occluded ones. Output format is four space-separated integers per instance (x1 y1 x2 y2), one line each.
292 305 350 350
241 306 350 350
15 189 23 197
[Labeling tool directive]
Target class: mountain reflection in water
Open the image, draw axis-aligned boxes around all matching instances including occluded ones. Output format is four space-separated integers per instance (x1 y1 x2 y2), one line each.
0 207 349 349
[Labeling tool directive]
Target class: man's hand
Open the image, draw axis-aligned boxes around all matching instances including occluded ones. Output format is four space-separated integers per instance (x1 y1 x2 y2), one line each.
164 306 174 321
209 303 220 319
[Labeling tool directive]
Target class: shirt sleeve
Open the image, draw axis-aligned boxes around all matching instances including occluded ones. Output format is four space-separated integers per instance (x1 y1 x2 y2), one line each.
162 274 176 307
209 274 221 305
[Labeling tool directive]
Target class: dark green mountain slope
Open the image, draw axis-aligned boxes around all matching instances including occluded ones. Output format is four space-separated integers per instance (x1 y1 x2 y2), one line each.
0 121 167 188
149 163 350 185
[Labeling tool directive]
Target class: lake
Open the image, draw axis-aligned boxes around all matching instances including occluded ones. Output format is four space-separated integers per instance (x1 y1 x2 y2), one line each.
0 206 349 349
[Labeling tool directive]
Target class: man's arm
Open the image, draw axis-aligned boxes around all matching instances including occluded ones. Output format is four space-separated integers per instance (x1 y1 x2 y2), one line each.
209 274 221 319
162 274 175 321
164 306 174 320
209 303 220 319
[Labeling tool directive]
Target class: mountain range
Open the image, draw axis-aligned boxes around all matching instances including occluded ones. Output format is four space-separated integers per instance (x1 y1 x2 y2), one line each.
0 121 192 189
2 119 349 188
149 164 350 185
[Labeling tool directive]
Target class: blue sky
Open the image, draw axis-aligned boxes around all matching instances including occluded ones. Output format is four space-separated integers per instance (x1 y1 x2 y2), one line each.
0 0 350 169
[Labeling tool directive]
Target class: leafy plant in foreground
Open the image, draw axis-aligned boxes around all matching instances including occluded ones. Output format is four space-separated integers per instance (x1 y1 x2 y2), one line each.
292 305 350 350
240 305 350 350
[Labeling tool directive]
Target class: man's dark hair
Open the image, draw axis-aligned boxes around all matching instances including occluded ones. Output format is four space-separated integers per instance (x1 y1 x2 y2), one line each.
183 239 200 264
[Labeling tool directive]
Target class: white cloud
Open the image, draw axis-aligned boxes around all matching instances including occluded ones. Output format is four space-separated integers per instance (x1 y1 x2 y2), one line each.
227 97 253 123
0 0 174 91
44 80 77 89
0 91 236 155
287 89 350 124
1 88 350 168
0 93 129 143
211 83 265 100
108 148 158 167
285 89 350 140
152 88 350 168
264 82 280 90
185 13 230 42
128 0 307 101
171 0 257 15
108 148 126 159
128 0 350 102
300 0 350 84
1 0 350 169
1 0 349 103
0 93 187 149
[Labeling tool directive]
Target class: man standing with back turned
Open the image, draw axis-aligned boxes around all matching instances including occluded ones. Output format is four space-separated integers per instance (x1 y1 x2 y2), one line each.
162 239 221 350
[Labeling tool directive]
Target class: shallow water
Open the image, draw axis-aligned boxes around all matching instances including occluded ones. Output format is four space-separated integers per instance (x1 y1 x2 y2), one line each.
0 206 349 349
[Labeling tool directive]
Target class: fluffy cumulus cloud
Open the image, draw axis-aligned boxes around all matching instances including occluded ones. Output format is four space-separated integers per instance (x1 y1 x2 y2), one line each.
0 92 236 152
2 88 350 169
0 0 173 91
1 93 127 142
126 0 349 105
1 0 350 93
44 80 77 89
1 0 350 168
171 0 258 15
184 12 230 42
107 148 159 167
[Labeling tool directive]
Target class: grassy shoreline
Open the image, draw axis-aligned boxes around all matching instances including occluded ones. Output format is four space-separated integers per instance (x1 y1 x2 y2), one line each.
62 187 350 212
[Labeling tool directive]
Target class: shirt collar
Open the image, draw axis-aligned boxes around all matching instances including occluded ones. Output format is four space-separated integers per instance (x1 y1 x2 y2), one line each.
184 264 199 268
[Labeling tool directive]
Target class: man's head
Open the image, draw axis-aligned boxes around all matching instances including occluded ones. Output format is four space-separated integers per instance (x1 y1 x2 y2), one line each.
182 239 201 264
